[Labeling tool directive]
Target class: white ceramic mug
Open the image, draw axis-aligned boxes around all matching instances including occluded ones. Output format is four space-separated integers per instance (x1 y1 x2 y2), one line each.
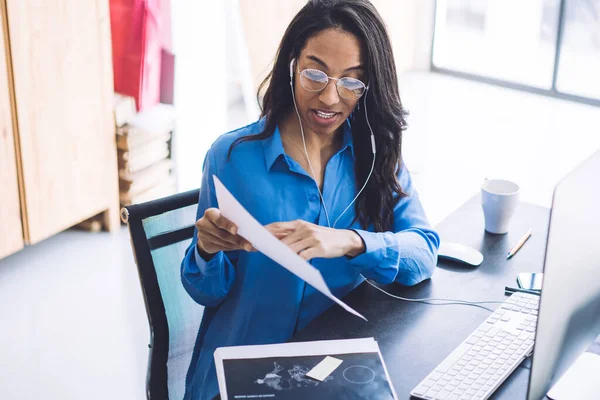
481 179 520 234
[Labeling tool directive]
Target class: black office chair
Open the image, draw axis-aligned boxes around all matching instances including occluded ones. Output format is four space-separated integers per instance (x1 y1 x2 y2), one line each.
121 189 203 400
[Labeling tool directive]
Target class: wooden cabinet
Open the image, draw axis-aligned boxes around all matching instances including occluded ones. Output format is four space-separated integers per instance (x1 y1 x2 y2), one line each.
0 7 23 259
0 0 118 254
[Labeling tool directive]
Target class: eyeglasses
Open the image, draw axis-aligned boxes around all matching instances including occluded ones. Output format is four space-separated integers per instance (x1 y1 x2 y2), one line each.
298 67 368 100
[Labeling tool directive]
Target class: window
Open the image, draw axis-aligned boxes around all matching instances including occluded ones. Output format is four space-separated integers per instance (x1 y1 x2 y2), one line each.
432 0 600 105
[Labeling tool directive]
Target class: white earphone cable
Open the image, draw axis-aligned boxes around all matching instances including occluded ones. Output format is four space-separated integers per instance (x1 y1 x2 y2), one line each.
333 93 375 228
290 61 375 228
364 279 504 313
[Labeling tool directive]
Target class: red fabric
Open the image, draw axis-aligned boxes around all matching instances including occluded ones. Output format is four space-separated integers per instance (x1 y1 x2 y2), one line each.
109 0 164 111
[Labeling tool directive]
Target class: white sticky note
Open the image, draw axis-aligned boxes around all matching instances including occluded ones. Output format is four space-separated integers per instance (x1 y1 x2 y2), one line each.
306 356 343 381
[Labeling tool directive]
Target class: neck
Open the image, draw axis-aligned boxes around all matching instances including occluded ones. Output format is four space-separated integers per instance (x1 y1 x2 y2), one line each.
280 112 343 157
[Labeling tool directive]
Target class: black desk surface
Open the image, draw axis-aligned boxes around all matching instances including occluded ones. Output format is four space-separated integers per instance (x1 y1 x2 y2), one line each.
291 195 551 399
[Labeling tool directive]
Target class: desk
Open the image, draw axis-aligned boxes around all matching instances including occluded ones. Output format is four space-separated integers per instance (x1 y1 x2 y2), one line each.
292 195 549 399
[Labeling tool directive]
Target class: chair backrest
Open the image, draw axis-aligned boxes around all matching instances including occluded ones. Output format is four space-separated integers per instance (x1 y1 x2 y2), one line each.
122 189 203 400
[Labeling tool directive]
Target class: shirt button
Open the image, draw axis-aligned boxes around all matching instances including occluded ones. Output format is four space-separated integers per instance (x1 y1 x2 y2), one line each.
309 195 319 202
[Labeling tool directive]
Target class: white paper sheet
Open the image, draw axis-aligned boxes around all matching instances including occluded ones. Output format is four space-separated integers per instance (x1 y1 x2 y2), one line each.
215 338 377 361
213 175 366 321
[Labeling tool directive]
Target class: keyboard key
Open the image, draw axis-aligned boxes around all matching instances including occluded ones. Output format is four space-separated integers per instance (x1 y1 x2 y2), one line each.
465 336 478 345
486 327 501 337
457 372 469 380
412 386 428 396
437 390 452 399
447 370 458 377
429 372 443 381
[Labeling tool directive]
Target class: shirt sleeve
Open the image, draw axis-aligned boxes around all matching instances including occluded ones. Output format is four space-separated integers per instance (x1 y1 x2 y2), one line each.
347 164 440 286
180 148 237 307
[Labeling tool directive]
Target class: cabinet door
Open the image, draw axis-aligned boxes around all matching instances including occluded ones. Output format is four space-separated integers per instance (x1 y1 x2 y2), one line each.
0 3 24 259
5 0 118 244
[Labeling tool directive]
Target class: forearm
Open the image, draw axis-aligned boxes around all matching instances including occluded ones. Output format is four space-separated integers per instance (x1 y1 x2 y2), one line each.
180 241 236 307
348 228 439 285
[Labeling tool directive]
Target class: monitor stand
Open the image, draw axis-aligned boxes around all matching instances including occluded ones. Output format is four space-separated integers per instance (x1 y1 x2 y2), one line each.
547 352 600 400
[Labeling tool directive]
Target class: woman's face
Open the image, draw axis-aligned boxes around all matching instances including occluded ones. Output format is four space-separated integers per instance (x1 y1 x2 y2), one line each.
293 28 366 137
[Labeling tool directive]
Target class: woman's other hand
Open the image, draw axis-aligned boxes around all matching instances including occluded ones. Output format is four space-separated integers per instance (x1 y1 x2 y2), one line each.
196 208 253 256
265 220 365 260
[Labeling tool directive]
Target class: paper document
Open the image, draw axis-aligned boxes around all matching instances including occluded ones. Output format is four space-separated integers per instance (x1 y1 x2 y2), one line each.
214 338 398 400
213 175 366 321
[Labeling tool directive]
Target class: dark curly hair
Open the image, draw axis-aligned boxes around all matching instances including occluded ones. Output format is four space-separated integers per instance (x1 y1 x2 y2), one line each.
229 0 408 232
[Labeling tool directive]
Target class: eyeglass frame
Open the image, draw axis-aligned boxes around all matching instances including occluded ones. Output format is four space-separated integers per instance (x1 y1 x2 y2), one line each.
290 59 369 100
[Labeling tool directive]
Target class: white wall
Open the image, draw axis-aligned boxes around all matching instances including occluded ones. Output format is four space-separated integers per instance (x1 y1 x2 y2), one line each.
238 0 435 90
172 1 227 192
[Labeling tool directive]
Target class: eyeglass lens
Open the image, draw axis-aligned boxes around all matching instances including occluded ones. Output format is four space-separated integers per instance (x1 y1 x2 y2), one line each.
299 69 365 100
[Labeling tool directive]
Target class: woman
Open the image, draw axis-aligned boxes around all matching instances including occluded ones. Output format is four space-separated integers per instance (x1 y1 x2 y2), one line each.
181 1 439 398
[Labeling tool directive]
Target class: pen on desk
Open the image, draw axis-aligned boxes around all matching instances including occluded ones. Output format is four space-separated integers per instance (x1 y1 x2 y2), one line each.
504 286 541 296
507 229 533 259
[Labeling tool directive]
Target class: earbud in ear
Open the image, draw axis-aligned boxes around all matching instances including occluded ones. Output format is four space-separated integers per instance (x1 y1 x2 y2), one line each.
289 59 295 81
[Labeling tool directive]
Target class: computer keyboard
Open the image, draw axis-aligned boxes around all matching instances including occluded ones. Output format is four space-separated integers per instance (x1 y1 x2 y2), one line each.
410 292 540 400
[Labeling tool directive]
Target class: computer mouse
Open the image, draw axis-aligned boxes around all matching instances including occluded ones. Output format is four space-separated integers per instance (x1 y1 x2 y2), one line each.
438 241 484 267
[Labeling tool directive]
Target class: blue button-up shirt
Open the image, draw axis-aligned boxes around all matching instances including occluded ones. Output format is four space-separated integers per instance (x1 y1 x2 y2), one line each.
181 119 439 400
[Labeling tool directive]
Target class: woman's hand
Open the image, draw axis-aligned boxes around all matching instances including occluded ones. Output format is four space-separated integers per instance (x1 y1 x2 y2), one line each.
265 220 365 260
196 208 253 256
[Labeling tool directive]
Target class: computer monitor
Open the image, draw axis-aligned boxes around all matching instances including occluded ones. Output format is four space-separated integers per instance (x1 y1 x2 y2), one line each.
527 149 600 400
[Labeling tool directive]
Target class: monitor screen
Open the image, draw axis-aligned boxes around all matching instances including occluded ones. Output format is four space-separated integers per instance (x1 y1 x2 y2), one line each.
527 150 600 400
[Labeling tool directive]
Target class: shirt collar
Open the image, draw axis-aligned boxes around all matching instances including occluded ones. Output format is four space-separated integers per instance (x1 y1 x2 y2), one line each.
262 119 354 171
